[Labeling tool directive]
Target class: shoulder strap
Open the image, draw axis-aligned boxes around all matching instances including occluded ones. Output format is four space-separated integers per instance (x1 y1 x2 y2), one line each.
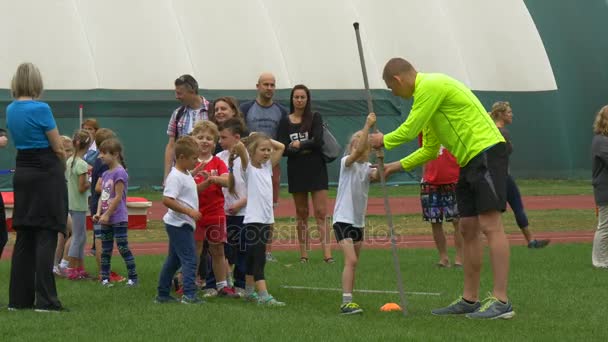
174 106 187 139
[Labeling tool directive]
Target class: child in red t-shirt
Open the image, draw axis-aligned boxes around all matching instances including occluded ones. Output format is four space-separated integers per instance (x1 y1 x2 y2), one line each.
191 121 238 297
418 134 464 268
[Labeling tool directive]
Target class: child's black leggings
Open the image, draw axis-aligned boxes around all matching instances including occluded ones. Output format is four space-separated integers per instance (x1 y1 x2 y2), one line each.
244 223 270 282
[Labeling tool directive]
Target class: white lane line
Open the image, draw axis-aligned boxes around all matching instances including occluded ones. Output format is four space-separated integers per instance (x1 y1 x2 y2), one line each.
281 285 441 296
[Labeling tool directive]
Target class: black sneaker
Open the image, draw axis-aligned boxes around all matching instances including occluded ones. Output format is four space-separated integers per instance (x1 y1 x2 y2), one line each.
431 297 480 316
528 239 550 248
154 295 179 304
340 302 363 315
35 306 69 313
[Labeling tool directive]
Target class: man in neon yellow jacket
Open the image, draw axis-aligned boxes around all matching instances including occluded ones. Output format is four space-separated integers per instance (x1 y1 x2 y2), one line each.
369 57 514 320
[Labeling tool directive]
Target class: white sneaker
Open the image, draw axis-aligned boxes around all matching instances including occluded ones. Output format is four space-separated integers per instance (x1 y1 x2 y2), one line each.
202 288 218 298
101 279 114 288
265 253 278 262
126 279 138 287
235 287 246 298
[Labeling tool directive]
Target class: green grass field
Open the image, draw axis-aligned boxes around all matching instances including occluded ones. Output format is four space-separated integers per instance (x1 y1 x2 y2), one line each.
130 179 593 202
0 244 606 341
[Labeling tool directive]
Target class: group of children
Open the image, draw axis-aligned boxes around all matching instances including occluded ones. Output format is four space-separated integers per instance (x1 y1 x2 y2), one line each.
54 119 137 287
155 111 380 314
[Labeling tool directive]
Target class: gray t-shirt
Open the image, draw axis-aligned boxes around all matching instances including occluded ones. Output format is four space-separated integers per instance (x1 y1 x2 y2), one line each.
241 101 287 139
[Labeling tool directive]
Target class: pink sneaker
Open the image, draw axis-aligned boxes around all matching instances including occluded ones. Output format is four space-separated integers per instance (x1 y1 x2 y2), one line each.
218 287 239 298
77 268 91 280
67 268 80 280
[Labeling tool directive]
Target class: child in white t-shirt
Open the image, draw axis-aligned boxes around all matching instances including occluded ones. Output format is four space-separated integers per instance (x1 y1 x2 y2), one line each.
332 113 378 315
217 118 248 294
231 133 285 306
156 136 203 304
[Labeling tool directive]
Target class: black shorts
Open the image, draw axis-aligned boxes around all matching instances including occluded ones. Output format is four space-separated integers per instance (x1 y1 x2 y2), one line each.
333 222 364 242
456 143 508 217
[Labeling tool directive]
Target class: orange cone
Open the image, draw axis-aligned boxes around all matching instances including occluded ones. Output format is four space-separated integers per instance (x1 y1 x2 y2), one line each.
380 303 402 312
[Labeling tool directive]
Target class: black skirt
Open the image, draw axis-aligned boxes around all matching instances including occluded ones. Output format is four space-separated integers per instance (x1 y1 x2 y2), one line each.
287 151 329 193
12 148 67 233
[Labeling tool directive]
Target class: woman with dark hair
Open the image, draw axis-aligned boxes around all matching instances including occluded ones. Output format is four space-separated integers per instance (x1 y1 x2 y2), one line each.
277 84 332 263
6 62 67 312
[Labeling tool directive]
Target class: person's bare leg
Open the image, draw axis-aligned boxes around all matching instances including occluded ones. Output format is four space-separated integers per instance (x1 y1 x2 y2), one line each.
292 192 310 259
460 216 482 302
209 243 227 283
452 219 464 266
311 190 331 260
479 210 510 302
431 222 449 266
340 239 361 294
54 233 65 266
520 227 533 244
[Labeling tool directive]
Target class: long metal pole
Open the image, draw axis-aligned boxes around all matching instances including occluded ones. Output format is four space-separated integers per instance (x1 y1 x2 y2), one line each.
353 22 408 317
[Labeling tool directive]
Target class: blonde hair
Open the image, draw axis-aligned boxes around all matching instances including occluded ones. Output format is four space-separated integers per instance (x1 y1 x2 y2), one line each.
593 105 608 136
174 136 199 159
490 101 511 121
242 133 271 159
61 135 74 157
345 130 370 157
191 120 220 143
11 62 44 99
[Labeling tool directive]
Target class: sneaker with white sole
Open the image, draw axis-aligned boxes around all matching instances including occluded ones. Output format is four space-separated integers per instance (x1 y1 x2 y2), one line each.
466 295 515 320
244 292 259 303
154 295 179 304
340 302 363 315
431 297 481 316
265 253 278 262
126 279 138 287
202 288 218 298
181 295 205 305
258 295 286 306
101 279 114 288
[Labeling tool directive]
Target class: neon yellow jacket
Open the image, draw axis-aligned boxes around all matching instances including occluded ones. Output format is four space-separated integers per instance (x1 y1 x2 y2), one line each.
384 73 504 170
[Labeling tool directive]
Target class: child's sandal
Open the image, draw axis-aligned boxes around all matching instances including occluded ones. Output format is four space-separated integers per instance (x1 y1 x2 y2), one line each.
300 257 309 263
323 257 335 264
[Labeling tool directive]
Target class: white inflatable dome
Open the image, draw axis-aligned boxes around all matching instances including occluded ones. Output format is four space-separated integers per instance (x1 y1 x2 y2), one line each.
0 0 556 91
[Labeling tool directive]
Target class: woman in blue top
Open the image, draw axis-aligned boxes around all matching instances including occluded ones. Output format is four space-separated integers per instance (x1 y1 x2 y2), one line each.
6 62 67 312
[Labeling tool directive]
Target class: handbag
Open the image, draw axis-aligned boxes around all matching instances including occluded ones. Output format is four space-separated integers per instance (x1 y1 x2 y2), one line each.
318 113 341 163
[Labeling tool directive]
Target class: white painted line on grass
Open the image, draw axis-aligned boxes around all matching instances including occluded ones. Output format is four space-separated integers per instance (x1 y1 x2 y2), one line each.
281 285 441 296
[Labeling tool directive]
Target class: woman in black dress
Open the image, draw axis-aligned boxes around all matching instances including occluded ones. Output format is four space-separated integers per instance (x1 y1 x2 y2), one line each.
278 85 332 263
6 62 67 312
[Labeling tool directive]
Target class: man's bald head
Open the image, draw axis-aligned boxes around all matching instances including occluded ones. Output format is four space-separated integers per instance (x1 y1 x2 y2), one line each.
258 72 276 85
382 58 415 81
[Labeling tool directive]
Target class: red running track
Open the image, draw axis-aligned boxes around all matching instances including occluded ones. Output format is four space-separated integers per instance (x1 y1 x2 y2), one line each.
147 195 596 220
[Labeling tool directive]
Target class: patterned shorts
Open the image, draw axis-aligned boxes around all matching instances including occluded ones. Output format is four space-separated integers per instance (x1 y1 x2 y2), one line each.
420 183 459 223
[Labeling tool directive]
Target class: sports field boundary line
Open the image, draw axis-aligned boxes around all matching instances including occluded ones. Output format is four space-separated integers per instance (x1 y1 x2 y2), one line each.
281 285 441 296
